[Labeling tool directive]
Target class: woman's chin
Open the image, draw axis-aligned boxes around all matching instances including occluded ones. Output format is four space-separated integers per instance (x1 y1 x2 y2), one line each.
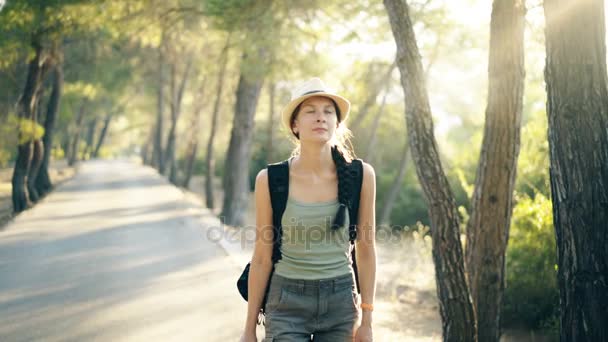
301 136 331 144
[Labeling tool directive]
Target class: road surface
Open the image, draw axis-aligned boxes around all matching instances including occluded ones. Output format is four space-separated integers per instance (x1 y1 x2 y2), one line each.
0 160 260 341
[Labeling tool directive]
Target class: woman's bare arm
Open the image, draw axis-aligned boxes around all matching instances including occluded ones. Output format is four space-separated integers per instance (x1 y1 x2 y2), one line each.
243 168 275 334
355 162 377 328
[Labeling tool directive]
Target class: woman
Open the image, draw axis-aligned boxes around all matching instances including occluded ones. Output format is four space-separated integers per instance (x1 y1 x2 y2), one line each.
240 78 376 342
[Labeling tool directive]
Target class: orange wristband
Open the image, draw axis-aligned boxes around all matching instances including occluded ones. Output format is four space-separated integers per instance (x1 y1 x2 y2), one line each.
360 303 374 311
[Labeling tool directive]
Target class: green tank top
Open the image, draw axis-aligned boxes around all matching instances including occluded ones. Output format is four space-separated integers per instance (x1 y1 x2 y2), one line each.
274 196 354 280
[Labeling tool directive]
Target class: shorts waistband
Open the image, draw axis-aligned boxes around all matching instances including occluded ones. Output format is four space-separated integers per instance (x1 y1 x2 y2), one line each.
271 272 355 293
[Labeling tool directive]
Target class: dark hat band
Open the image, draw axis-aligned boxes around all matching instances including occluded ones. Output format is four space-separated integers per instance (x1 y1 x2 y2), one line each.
301 90 325 96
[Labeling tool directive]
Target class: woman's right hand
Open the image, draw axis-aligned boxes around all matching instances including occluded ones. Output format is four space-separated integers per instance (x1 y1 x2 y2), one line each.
239 331 257 342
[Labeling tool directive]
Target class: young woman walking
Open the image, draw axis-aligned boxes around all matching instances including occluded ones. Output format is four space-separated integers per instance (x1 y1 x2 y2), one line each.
240 78 376 342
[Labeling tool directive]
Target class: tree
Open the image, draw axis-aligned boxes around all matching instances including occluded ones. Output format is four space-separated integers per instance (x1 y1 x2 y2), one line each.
217 0 277 227
544 0 608 340
11 35 50 212
465 1 525 341
35 61 63 196
204 36 230 210
153 33 166 173
383 0 476 340
221 49 267 226
180 70 206 188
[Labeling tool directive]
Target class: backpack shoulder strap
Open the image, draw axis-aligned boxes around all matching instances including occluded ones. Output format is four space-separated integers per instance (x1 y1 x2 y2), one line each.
348 158 364 243
267 159 290 263
347 158 364 294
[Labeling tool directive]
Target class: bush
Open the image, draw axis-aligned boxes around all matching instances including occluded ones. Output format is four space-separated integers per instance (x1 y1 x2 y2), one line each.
502 192 559 332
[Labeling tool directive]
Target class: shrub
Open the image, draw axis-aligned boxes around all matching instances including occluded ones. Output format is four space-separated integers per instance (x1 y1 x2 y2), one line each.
502 192 559 332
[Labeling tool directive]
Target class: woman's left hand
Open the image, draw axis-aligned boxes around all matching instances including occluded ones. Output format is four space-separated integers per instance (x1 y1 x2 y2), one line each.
354 324 373 342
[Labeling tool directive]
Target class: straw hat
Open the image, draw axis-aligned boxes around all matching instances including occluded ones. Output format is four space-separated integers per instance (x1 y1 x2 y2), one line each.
281 77 351 134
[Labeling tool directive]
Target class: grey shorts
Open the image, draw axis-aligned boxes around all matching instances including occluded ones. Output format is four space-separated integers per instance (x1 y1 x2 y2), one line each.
263 272 360 342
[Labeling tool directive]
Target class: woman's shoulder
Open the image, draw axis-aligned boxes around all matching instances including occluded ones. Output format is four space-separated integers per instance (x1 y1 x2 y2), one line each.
352 159 375 177
358 160 376 187
255 168 269 190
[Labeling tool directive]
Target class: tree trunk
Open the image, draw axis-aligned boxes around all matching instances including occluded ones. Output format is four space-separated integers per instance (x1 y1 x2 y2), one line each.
82 117 98 160
205 38 230 210
12 143 32 213
26 139 44 203
141 130 153 166
379 141 409 227
383 1 476 341
92 114 111 158
154 41 166 173
27 85 46 203
182 77 207 188
68 101 86 167
12 40 45 213
221 53 265 227
181 135 199 189
164 58 192 184
544 0 608 340
36 64 63 196
464 2 525 341
266 82 276 164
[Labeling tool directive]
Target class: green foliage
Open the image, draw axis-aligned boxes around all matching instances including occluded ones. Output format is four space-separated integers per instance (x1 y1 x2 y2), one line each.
18 117 45 143
376 165 429 230
51 146 65 159
502 192 558 331
515 110 550 198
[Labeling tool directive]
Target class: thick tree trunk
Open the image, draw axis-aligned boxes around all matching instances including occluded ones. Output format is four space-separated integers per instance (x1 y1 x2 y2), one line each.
383 1 476 341
12 40 44 213
154 42 166 173
68 101 86 167
92 114 111 158
36 64 63 196
12 143 32 213
26 139 44 202
379 141 409 227
464 1 525 341
544 0 608 340
205 39 230 210
221 53 265 227
27 85 46 203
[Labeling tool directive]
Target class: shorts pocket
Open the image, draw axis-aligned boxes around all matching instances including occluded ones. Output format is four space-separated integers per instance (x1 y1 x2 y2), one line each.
266 287 289 314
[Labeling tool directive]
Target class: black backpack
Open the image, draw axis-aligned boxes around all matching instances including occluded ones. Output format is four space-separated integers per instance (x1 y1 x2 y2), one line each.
236 157 364 325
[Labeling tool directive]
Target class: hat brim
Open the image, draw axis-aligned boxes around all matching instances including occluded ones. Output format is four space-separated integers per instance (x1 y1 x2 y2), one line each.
281 93 351 134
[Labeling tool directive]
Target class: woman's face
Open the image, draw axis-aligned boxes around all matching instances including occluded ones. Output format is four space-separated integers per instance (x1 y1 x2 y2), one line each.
292 96 338 143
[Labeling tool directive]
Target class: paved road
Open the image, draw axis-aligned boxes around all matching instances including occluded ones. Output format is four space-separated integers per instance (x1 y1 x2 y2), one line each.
0 160 261 341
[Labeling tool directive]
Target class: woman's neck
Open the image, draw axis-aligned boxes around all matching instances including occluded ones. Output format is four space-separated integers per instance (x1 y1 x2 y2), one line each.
294 143 335 176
